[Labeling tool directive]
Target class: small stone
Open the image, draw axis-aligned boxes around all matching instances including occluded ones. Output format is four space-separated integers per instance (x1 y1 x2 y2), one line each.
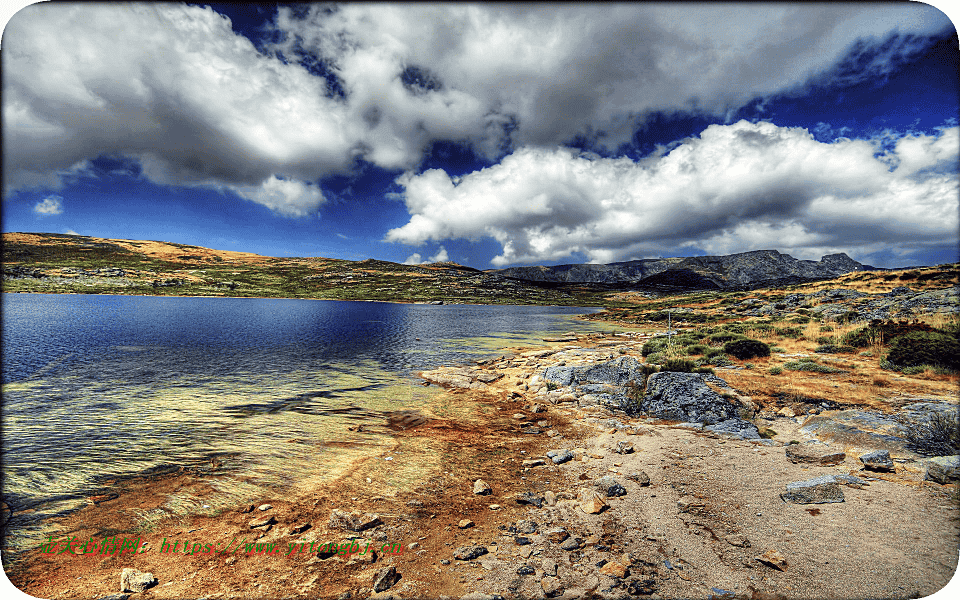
289 522 311 534
541 577 563 597
785 443 846 466
599 560 628 578
453 545 488 560
615 441 635 454
778 407 796 418
119 568 157 593
626 471 651 486
560 537 582 551
544 490 557 506
724 534 750 548
514 536 531 546
458 519 475 529
488 504 501 510
544 527 569 543
249 515 276 529
859 450 895 472
473 479 492 495
514 492 544 507
579 489 609 514
440 559 451 565
258 503 273 511
372 566 401 592
522 458 547 467
597 476 627 497
516 564 535 575
676 495 704 513
541 558 558 576
408 542 419 550
546 449 574 464
755 549 788 571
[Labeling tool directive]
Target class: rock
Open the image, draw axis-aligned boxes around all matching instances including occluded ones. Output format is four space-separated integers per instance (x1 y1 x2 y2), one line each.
514 536 531 546
785 443 846 466
599 560 628 578
515 492 545 507
371 566 401 592
458 519 475 529
778 407 796 418
704 418 761 439
258 503 273 511
924 455 960 484
676 495 705 513
626 471 651 486
289 522 311 534
780 476 845 504
614 441 634 454
544 527 570 543
544 490 557 506
522 458 547 467
453 545 488 560
578 488 609 514
488 504 501 510
541 558 558 576
597 476 627 497
859 449 895 472
724 534 750 548
473 479 492 495
516 564 535 576
560 536 582 550
249 515 276 529
461 593 496 600
119 568 157 593
515 519 538 534
97 595 131 600
541 577 563 597
755 549 788 571
642 372 745 425
546 449 574 464
328 510 380 532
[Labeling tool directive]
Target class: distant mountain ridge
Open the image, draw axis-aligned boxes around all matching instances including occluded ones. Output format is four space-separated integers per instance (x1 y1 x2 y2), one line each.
492 250 879 291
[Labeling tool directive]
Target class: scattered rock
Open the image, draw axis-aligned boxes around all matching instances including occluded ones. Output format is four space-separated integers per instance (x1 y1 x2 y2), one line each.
249 515 276 529
258 503 273 511
924 455 960 484
515 519 538 534
626 471 651 486
541 577 563 597
119 568 157 593
289 522 311 535
522 458 547 467
372 566 401 592
516 565 535 576
458 519 475 529
560 537 582 551
756 549 788 571
515 492 545 507
578 488 609 514
615 441 635 454
473 479 492 495
544 490 557 506
859 449 895 472
597 476 627 497
780 476 845 504
541 558 558 576
328 510 381 532
785 443 846 466
544 527 570 543
546 449 574 464
676 495 705 513
453 545 488 560
599 560 628 578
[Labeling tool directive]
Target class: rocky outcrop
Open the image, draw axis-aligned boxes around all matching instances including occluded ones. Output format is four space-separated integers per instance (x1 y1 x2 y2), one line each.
641 372 757 437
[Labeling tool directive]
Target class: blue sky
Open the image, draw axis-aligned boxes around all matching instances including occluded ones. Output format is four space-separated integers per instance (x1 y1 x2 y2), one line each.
2 2 958 269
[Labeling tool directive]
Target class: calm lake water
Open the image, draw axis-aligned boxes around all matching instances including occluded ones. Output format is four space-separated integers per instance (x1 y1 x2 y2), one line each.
1 293 602 553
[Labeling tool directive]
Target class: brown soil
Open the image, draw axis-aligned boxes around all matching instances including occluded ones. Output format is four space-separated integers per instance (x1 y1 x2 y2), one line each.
4 334 959 600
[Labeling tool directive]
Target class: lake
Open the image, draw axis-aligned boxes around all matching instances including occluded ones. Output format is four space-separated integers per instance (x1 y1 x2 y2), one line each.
1 293 602 554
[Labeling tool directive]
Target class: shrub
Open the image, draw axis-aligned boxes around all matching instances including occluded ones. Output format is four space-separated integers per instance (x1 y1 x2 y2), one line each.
783 359 845 373
899 271 919 280
770 346 785 353
641 338 668 357
768 366 783 375
820 325 834 332
843 319 937 348
895 411 960 456
816 335 834 345
885 331 960 371
645 352 665 364
814 344 856 354
709 332 745 344
723 338 771 360
692 366 715 375
661 358 696 372
708 354 733 367
900 366 925 375
684 344 708 355
774 326 804 339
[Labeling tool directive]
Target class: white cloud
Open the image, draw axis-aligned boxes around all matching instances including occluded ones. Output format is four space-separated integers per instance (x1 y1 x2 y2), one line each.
230 175 325 217
65 229 79 235
33 195 63 215
402 246 449 265
3 2 952 208
402 253 423 266
429 247 449 263
386 121 959 266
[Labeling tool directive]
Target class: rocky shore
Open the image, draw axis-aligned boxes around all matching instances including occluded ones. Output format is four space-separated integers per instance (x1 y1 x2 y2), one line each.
7 327 958 600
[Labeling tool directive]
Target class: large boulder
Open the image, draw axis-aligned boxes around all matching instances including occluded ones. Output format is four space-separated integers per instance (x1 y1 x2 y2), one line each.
542 356 647 406
641 372 743 425
924 455 960 484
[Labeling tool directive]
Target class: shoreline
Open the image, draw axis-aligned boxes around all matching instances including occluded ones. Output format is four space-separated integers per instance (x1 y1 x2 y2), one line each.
5 326 959 599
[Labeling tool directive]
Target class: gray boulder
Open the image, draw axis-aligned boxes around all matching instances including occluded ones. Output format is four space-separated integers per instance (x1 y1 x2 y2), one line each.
859 449 895 472
924 455 960 484
780 475 845 504
546 449 574 464
642 372 742 425
597 476 627 497
704 418 761 439
120 569 157 593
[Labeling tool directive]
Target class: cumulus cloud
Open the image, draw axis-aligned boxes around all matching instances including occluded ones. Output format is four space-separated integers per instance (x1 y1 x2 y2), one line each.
3 2 952 211
402 246 449 265
386 121 959 266
33 195 63 215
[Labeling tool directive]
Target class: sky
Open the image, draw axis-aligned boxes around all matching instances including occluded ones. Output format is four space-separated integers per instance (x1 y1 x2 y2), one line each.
2 1 958 269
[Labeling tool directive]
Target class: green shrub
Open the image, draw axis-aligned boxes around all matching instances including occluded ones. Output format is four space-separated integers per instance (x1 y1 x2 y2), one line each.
744 363 754 369
661 358 696 372
768 366 783 375
885 331 960 371
641 338 668 357
820 325 834 332
723 338 771 360
645 352 665 364
814 344 856 354
709 332 745 344
843 319 937 348
783 359 845 373
708 354 733 367
774 326 804 339
900 366 926 375
684 344 708 355
816 335 834 345
692 366 715 375
770 346 785 353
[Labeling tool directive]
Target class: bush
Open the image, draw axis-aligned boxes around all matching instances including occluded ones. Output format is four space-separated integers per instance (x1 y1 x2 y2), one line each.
895 411 960 456
709 332 745 344
783 359 845 373
769 366 783 375
723 338 771 360
843 319 937 348
816 335 834 345
692 366 715 375
641 338 668 357
708 354 733 367
684 344 708 355
885 331 960 371
645 352 665 364
774 326 804 339
661 358 696 372
814 344 856 354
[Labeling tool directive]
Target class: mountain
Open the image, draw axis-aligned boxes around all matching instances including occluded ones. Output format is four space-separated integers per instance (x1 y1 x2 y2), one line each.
492 250 879 291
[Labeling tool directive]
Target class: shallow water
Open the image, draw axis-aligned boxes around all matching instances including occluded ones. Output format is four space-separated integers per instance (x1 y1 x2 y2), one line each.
2 294 601 553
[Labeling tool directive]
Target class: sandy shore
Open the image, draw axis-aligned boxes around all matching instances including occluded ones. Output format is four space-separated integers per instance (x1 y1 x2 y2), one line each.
5 331 958 600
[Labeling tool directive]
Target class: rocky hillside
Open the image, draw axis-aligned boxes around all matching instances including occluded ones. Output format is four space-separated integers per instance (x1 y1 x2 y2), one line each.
494 249 879 291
